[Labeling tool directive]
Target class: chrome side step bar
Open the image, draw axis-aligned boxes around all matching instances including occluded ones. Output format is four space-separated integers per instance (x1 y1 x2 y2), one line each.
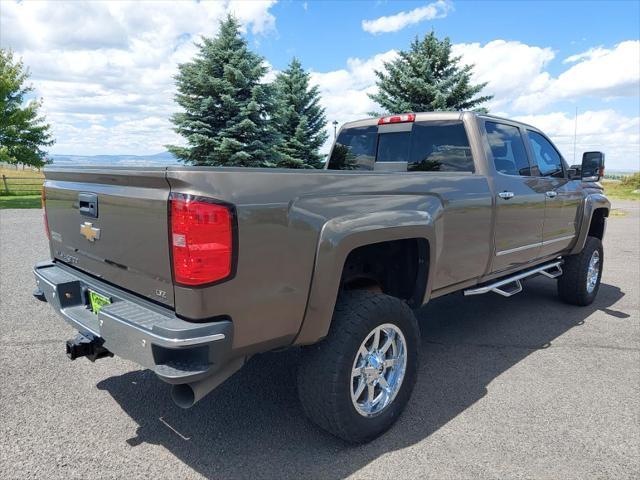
464 260 563 298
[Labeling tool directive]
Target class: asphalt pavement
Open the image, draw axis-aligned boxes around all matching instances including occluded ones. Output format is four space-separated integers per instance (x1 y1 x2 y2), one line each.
0 202 638 479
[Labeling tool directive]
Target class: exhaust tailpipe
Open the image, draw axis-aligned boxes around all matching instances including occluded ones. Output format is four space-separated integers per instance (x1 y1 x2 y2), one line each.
171 357 244 409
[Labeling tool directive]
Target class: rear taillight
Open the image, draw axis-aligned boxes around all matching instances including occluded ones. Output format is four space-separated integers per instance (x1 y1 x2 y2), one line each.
378 113 415 125
169 193 235 286
42 185 50 240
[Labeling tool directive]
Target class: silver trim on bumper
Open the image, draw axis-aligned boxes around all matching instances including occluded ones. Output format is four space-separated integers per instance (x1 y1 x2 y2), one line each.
34 261 233 383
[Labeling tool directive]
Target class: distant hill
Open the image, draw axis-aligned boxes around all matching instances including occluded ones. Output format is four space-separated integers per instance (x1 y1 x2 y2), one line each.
48 151 179 166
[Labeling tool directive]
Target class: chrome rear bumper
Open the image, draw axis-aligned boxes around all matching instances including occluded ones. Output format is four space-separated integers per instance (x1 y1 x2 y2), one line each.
34 261 233 384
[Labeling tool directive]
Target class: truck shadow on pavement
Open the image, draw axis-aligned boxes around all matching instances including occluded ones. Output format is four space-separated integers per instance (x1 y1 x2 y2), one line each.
97 279 625 480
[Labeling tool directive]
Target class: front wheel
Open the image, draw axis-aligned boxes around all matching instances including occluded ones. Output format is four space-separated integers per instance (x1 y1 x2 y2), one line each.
297 290 420 443
558 236 603 306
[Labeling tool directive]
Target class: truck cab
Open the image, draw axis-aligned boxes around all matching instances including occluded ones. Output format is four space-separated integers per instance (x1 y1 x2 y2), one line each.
325 111 607 282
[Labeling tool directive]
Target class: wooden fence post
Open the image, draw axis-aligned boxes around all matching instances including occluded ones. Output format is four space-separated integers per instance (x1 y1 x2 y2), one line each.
2 175 9 194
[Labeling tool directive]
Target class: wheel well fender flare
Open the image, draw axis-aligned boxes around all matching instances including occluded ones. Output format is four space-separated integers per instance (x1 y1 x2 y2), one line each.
570 193 610 255
293 210 439 345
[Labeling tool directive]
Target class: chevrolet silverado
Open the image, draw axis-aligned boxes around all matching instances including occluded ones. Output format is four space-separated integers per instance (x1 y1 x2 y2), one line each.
34 111 610 442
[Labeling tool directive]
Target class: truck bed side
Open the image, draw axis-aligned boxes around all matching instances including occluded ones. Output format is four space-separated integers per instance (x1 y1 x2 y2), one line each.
165 167 493 350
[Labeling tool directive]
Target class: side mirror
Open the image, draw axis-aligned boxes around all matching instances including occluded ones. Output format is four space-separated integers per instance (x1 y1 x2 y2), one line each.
568 166 581 180
581 151 605 182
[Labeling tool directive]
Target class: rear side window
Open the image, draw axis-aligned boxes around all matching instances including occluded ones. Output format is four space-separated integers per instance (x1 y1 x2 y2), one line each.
377 132 411 163
327 126 377 170
527 130 564 177
408 121 474 172
485 121 531 176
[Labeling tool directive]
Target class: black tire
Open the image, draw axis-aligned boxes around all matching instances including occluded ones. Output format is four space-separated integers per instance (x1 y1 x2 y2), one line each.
297 290 420 443
558 236 603 306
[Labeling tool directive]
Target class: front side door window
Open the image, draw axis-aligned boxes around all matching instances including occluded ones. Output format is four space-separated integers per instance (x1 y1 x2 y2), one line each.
526 130 581 256
527 130 564 178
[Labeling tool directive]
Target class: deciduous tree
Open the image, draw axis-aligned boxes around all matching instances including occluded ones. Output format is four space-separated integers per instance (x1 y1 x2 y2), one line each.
0 49 54 168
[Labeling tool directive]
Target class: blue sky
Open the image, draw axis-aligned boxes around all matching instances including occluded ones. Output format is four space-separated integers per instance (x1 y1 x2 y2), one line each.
1 0 639 169
261 1 638 72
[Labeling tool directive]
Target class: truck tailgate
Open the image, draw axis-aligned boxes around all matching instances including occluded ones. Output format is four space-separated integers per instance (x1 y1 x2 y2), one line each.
43 167 174 307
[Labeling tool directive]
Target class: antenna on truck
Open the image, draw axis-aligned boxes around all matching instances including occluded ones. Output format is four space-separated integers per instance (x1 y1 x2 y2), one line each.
573 107 578 164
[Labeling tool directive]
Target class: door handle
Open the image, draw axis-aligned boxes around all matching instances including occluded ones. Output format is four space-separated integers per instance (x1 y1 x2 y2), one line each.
498 191 515 200
545 191 558 198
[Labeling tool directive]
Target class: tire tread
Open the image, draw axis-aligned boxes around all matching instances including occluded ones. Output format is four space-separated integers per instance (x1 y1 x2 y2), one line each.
298 290 419 443
558 236 603 306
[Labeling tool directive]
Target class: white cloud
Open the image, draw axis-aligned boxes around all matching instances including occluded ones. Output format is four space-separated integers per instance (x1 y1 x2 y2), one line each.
311 50 398 151
228 0 276 35
0 0 277 155
514 110 640 171
0 1 130 51
50 115 181 156
563 46 608 64
362 0 452 34
513 41 640 112
452 40 555 112
261 61 278 84
453 40 640 114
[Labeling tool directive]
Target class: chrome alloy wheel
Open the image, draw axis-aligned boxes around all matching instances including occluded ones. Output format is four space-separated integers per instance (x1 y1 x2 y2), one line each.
350 323 407 417
586 249 600 293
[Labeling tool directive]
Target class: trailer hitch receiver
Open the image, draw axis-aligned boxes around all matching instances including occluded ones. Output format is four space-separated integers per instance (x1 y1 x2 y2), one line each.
66 333 113 362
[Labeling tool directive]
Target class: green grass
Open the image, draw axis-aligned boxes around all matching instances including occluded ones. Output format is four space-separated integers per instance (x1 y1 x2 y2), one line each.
609 208 628 217
0 167 44 196
602 178 640 201
0 166 44 179
0 194 42 209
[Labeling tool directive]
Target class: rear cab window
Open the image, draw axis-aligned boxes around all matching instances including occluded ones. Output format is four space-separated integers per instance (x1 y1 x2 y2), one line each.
328 120 474 172
327 126 377 170
377 132 411 163
408 121 473 172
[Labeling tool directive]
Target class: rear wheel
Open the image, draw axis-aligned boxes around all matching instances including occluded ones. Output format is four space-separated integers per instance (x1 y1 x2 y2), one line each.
297 290 419 443
558 236 603 306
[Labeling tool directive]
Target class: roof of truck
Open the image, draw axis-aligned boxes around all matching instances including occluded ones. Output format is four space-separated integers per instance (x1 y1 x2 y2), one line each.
477 113 539 130
341 111 466 129
341 111 540 132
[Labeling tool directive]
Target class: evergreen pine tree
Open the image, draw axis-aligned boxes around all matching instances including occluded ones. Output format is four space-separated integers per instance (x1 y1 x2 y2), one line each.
273 58 327 169
167 15 279 166
0 49 54 168
369 32 492 115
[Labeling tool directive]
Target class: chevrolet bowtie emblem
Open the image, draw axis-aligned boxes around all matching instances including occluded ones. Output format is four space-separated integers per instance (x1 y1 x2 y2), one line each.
80 222 101 242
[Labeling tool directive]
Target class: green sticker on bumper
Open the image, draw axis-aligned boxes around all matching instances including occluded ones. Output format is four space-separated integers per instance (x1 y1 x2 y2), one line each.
89 290 111 314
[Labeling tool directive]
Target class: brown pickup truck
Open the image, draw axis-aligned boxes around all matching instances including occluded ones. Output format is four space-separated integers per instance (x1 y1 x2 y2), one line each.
34 111 610 442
